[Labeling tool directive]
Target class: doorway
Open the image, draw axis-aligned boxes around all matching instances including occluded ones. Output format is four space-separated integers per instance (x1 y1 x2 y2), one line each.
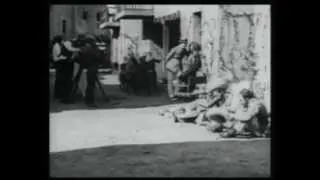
167 19 181 50
192 11 202 44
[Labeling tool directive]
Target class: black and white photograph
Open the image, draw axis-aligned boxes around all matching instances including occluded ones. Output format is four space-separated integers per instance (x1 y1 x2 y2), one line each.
49 4 271 177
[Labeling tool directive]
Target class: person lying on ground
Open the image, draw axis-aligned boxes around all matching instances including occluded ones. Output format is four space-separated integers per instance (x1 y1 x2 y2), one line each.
193 76 234 127
160 82 228 123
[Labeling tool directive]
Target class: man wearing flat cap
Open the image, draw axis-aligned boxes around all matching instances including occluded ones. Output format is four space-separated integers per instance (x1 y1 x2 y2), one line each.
165 39 189 101
74 35 103 107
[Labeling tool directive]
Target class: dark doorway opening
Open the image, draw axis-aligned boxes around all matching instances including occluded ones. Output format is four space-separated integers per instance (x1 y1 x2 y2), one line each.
167 19 180 50
193 11 202 44
143 20 163 48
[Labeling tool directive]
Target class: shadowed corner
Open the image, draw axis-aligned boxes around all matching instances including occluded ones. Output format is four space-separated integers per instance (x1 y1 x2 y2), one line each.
50 140 270 177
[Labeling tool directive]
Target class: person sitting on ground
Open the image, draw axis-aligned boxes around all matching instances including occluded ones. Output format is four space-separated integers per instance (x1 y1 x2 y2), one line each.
220 88 269 138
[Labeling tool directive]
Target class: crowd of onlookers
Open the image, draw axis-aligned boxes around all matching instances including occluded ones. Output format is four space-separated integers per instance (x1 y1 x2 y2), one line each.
50 34 107 107
118 48 161 96
118 39 203 99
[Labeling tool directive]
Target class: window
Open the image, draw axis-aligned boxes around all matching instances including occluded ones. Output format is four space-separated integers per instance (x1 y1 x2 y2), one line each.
62 19 66 34
96 12 101 21
82 11 88 20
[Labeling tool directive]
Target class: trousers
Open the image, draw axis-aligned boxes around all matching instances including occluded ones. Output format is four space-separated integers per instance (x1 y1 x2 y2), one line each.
85 66 98 104
54 60 74 100
167 70 178 98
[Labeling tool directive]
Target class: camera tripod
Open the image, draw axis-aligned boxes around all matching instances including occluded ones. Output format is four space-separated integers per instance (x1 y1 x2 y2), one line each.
68 65 109 102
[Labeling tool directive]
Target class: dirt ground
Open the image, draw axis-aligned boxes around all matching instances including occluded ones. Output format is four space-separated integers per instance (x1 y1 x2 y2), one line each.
50 140 270 177
49 73 270 177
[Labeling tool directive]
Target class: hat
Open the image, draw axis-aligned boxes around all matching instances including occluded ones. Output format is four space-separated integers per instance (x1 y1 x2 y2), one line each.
179 39 188 44
206 77 229 93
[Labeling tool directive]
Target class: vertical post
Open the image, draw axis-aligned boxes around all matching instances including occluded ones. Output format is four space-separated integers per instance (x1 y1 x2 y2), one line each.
162 21 169 77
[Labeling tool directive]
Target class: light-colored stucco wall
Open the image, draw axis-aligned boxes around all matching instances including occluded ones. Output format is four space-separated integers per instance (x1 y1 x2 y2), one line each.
153 5 270 110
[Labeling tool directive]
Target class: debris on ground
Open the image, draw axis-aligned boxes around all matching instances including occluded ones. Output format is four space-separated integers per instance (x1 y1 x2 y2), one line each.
159 79 271 139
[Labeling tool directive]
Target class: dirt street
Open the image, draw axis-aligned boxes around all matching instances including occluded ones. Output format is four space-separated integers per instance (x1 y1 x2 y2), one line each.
50 73 270 177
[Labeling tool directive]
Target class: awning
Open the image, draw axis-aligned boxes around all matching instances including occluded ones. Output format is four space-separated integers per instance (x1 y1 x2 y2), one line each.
154 11 180 23
99 22 120 29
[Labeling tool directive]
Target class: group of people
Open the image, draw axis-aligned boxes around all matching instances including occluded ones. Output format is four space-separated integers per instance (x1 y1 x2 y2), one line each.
160 38 270 138
161 73 270 138
118 39 203 99
119 47 161 95
50 34 105 107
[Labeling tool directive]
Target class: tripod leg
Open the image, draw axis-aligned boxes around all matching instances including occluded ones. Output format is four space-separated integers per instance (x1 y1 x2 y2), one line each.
95 74 109 101
69 67 83 101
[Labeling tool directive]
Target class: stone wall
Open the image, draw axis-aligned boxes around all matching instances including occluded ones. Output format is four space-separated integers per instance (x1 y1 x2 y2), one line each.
218 5 270 111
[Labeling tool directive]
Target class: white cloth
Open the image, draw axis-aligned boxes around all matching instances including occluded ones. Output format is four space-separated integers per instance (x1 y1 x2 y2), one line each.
63 41 79 52
73 63 87 97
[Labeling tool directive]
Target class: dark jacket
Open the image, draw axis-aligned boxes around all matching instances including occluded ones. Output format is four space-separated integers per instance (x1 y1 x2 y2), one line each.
75 44 103 68
124 55 139 74
180 53 202 81
139 56 160 72
60 43 74 60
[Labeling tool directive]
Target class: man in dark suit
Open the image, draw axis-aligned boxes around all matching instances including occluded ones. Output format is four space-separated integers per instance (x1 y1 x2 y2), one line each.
75 36 104 107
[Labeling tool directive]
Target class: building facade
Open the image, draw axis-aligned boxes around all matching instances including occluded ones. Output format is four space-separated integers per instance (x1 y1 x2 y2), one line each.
154 4 270 111
50 5 108 40
100 5 270 110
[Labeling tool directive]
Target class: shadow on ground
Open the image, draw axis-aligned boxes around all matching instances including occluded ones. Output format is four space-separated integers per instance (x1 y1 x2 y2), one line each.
50 73 190 113
50 140 270 177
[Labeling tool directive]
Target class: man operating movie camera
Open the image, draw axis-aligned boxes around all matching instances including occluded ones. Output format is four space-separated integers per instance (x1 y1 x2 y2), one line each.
70 35 107 108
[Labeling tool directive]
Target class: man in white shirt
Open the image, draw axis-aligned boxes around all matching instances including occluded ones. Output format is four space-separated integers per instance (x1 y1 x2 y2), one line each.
52 35 80 103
